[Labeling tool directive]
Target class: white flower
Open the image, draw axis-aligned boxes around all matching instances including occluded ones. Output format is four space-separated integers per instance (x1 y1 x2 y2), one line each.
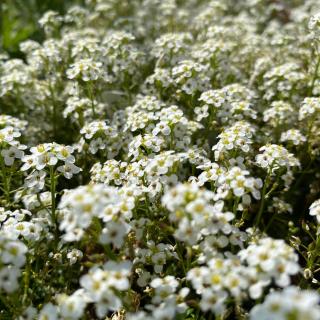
2 240 28 267
239 237 300 296
299 97 320 120
310 199 320 223
25 170 46 190
104 260 132 291
67 249 83 265
66 59 104 82
256 144 300 172
1 146 24 165
0 265 21 293
21 155 36 171
99 220 131 248
56 145 75 163
38 303 58 320
250 286 320 320
200 289 227 314
35 152 58 170
79 261 131 318
80 268 108 301
95 293 122 317
58 290 87 320
280 129 306 146
57 162 81 179
212 121 255 161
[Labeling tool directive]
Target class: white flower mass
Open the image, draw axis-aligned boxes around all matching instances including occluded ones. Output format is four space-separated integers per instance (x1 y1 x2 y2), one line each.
1 0 320 319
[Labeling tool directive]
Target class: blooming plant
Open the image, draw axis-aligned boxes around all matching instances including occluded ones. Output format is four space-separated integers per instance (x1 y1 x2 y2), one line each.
2 0 320 319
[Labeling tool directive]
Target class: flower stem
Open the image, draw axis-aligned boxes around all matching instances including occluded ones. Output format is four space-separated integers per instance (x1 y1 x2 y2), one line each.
310 52 320 95
87 81 96 117
49 166 59 245
254 171 271 230
0 157 11 205
22 254 30 305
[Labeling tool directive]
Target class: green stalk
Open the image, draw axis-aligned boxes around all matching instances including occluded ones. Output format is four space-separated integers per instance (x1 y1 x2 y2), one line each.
87 81 96 117
169 125 175 150
310 52 320 95
263 211 277 233
104 244 117 260
48 80 58 139
308 234 320 270
233 198 240 215
0 157 11 205
49 166 59 245
22 254 30 305
254 170 271 230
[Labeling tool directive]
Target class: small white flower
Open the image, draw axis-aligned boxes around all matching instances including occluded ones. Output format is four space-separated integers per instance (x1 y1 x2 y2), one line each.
38 303 58 320
1 146 24 166
57 162 81 179
310 199 320 224
25 170 46 190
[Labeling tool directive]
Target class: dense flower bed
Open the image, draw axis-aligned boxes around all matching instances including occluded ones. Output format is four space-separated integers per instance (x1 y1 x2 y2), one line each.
1 0 320 319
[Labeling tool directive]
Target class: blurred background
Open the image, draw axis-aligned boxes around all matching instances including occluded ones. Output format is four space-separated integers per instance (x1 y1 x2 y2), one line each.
0 0 83 57
0 0 308 58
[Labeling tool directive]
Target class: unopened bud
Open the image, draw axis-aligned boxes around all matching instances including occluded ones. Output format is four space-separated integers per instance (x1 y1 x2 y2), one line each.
304 268 313 279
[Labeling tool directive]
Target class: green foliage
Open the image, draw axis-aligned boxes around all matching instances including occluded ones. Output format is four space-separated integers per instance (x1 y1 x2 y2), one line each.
0 0 82 56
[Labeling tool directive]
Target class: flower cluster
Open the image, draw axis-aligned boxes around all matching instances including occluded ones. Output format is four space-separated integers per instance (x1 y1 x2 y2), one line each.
0 115 26 167
58 184 132 243
161 183 237 246
239 238 300 294
22 143 80 192
79 260 132 318
0 226 28 293
250 286 320 320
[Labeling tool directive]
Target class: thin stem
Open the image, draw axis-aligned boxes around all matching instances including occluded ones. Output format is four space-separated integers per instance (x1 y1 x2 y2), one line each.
49 166 59 245
308 234 320 269
36 193 51 215
87 81 96 117
254 170 271 230
264 181 278 199
233 198 240 215
48 80 58 139
310 52 320 95
104 244 117 260
263 211 277 233
169 125 175 150
0 157 11 205
22 254 30 305
176 242 187 276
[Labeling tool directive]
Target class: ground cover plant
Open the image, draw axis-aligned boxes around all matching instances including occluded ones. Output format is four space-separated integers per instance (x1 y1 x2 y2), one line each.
1 0 320 319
